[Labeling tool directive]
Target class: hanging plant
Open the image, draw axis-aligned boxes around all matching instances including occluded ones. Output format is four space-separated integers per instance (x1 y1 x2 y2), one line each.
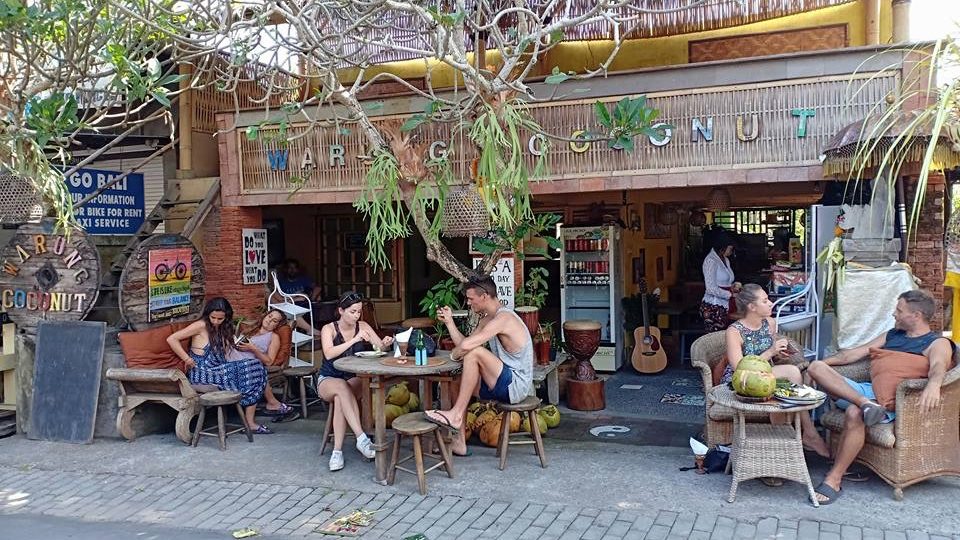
468 98 547 231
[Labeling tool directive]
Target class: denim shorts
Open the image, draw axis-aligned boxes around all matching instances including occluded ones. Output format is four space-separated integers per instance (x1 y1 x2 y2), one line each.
479 366 513 403
835 376 896 422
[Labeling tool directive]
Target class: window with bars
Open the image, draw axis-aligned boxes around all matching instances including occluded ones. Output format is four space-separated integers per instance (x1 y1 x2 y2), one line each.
710 208 804 247
318 215 400 301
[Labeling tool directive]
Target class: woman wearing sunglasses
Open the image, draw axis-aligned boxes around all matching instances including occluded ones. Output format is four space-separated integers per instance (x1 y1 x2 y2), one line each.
317 291 394 471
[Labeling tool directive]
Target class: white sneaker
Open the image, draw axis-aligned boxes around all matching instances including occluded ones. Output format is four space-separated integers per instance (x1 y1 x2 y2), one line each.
356 434 376 460
329 450 344 472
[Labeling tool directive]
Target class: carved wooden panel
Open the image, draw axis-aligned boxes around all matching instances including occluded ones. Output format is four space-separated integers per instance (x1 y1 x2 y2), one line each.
689 25 848 64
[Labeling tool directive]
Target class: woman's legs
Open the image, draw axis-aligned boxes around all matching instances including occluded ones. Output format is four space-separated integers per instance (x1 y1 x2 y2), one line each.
318 378 366 451
244 404 258 429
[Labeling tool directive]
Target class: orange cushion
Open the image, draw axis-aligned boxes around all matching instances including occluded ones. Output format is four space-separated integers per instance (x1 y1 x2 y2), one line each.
869 348 931 411
271 325 293 367
118 322 192 373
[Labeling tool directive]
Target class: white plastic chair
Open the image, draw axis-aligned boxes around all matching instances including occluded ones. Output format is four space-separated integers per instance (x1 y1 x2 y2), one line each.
267 271 314 366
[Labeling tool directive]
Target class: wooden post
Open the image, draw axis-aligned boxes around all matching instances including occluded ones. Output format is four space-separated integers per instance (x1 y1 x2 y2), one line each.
178 63 194 178
865 0 881 45
892 0 911 43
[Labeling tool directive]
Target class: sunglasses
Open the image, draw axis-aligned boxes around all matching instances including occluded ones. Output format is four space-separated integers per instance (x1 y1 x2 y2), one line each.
339 292 363 307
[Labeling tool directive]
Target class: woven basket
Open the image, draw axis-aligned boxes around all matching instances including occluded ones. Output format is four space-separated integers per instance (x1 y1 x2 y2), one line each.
0 174 44 224
705 187 731 212
441 186 490 238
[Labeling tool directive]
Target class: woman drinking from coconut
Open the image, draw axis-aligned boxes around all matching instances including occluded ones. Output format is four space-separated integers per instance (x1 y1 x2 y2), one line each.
724 284 831 468
317 291 394 472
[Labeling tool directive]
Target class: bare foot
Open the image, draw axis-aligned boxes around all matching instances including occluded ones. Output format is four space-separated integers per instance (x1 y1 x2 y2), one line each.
803 434 831 459
424 409 463 431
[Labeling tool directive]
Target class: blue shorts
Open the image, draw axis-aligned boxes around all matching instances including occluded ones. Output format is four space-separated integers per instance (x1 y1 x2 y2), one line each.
479 366 513 403
835 376 896 423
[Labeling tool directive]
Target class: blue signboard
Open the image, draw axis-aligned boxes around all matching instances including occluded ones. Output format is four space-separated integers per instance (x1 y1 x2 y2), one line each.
65 168 145 235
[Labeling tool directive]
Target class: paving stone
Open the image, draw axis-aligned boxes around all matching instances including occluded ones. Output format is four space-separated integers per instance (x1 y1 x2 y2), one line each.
885 532 908 540
862 528 885 540
842 526 864 540
822 523 842 534
906 532 930 540
755 517 779 540
798 520 821 540
647 524 672 540
655 511 679 528
711 525 736 540
733 521 756 539
693 514 718 533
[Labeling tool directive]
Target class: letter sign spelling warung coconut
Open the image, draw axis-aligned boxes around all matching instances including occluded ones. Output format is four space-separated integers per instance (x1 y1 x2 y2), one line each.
0 220 101 338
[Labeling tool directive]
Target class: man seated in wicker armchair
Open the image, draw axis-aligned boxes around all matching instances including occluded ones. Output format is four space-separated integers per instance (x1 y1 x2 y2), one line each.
807 289 955 504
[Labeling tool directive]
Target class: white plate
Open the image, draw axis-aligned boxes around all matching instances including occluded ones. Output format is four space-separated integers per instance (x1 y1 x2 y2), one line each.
355 350 386 358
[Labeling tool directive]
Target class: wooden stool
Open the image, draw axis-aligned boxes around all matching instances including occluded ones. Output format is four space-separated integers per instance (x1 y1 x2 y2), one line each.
319 398 355 455
191 391 253 451
496 396 547 471
282 365 323 418
388 412 455 495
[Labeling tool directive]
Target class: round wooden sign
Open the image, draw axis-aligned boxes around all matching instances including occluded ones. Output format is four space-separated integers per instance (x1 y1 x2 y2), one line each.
119 234 205 331
0 220 101 336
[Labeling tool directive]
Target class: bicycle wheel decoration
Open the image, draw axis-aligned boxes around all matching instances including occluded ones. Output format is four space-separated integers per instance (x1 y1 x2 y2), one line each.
119 234 206 330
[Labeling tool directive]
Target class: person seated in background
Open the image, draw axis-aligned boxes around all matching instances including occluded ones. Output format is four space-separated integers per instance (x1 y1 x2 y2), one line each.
271 258 322 336
228 308 295 422
806 289 955 505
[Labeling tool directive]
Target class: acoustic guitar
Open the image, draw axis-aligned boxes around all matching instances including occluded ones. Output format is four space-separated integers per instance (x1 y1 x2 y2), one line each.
631 280 668 373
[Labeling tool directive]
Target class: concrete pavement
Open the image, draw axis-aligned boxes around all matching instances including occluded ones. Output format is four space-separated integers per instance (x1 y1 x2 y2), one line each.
0 414 958 539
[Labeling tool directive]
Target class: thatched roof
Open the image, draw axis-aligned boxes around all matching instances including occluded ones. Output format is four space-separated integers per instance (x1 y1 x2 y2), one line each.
324 0 857 65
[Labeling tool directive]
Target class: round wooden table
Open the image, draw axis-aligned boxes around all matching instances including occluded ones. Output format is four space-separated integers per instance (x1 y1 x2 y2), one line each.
708 385 824 507
334 351 461 484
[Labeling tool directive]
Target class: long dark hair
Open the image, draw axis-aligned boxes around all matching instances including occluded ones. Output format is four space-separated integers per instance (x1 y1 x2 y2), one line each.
202 297 236 359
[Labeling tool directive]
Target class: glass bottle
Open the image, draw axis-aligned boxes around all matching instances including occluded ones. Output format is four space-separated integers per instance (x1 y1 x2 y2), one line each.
415 331 427 366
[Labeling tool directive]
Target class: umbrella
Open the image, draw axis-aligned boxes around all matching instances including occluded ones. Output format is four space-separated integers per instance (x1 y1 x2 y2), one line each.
820 110 960 178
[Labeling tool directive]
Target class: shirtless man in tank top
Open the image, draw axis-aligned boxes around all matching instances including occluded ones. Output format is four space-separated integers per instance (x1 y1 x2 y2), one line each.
424 275 533 456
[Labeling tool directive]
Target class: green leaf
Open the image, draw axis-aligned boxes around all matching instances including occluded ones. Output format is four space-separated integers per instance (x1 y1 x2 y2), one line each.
544 66 570 85
150 90 171 107
549 29 565 44
594 101 612 128
245 126 259 141
400 114 427 132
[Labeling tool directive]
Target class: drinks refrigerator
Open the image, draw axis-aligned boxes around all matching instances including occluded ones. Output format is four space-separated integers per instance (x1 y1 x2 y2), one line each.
559 225 624 371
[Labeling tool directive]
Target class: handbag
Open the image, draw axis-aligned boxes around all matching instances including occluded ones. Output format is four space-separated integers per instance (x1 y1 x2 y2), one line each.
409 329 438 357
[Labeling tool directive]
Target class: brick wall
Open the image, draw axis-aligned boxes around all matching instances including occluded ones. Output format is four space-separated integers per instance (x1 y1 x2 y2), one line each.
905 174 946 330
200 203 265 321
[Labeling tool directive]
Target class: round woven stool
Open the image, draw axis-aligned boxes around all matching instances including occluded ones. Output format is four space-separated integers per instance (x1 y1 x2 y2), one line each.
191 391 253 451
282 365 323 418
495 396 547 471
388 412 455 495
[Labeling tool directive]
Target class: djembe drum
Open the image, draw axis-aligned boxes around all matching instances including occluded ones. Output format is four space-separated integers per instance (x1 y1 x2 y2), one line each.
562 320 605 411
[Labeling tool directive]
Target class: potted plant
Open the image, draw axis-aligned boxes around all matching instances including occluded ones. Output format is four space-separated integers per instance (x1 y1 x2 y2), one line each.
515 267 549 336
419 277 462 349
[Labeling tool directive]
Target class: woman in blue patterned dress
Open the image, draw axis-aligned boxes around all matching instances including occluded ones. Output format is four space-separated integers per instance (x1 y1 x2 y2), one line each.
167 297 270 434
724 284 830 460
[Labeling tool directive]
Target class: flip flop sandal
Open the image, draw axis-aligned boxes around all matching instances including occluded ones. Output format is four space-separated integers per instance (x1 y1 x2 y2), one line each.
861 403 886 426
814 481 842 505
452 448 474 457
423 410 460 435
843 469 870 482
253 424 275 435
760 477 784 487
271 411 302 424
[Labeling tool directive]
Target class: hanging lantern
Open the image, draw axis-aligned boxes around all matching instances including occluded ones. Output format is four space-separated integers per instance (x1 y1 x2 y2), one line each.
705 187 731 212
0 173 43 224
441 185 490 238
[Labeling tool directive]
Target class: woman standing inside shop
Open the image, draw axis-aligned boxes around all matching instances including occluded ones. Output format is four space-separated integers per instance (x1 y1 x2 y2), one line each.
700 231 739 332
166 297 270 434
317 291 393 472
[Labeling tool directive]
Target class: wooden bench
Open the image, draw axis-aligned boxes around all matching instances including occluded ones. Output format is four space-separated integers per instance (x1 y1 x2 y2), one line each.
532 359 560 405
106 367 202 444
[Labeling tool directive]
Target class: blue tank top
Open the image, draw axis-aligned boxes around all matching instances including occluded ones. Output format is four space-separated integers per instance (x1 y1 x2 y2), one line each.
319 321 366 379
883 329 945 355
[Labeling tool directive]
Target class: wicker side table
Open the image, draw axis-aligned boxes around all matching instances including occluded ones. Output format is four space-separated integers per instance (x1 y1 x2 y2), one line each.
708 386 822 508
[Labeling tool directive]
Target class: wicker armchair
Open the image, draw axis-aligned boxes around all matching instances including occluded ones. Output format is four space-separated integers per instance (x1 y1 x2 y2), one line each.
820 355 960 500
691 331 808 447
